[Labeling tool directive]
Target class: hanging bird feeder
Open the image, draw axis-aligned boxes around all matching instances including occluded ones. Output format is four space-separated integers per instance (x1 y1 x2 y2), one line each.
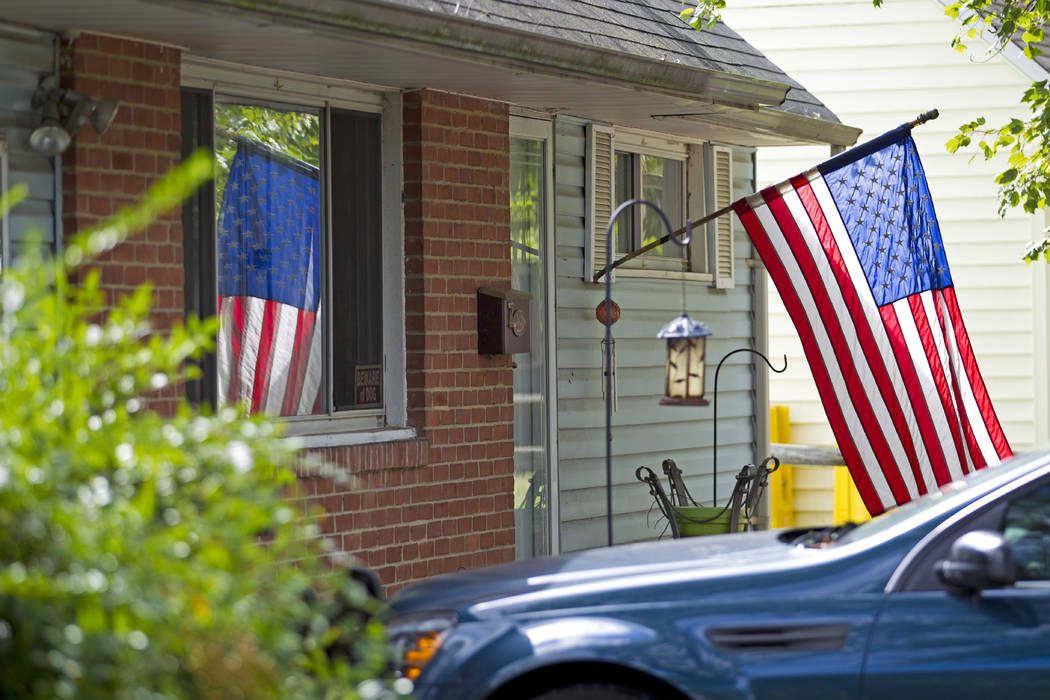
657 313 711 406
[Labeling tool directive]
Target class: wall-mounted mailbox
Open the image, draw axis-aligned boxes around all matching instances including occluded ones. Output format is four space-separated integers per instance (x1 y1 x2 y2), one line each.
477 287 531 355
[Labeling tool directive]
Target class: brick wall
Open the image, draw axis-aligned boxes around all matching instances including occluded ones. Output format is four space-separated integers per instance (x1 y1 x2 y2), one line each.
60 34 184 415
402 92 515 553
63 35 517 593
297 91 516 593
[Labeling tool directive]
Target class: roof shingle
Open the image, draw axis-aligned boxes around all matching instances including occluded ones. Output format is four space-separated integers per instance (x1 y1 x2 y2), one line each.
382 0 839 122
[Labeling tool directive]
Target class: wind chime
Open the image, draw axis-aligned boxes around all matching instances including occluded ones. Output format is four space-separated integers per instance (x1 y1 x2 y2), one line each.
595 298 620 412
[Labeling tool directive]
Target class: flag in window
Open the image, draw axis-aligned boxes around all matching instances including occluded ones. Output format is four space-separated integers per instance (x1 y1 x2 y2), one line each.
732 124 1012 515
216 138 322 416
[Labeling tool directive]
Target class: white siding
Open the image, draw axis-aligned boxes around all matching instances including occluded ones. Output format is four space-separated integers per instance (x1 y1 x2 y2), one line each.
723 0 1041 449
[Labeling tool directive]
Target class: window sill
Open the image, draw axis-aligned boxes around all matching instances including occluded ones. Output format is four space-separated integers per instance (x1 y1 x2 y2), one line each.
279 412 417 448
613 268 714 284
286 426 418 449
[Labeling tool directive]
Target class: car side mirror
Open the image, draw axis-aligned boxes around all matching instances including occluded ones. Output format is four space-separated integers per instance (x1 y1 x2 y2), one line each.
935 530 1016 594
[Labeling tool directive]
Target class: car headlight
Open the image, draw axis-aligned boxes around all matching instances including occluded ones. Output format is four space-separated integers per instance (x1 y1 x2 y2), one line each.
387 612 457 682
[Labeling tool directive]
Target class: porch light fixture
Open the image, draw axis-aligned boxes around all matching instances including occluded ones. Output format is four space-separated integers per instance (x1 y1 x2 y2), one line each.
29 75 120 156
658 313 711 406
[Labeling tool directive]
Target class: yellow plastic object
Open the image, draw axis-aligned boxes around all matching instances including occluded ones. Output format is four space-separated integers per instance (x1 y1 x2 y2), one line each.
770 405 870 527
769 406 794 528
833 466 871 525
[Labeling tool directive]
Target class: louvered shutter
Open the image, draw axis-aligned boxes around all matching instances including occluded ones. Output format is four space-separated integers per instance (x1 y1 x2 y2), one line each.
711 145 734 289
585 124 615 281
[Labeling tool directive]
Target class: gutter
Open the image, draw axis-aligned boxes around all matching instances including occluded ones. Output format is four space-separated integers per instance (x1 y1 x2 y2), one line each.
653 106 862 148
162 0 791 109
749 107 862 148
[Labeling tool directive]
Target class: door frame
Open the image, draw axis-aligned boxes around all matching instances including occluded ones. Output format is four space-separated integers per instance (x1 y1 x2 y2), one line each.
510 113 559 555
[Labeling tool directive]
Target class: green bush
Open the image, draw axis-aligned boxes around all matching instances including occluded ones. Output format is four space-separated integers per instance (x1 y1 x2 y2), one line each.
0 153 397 699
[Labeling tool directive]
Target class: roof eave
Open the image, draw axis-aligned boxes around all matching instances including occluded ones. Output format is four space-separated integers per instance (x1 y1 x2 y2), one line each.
165 0 791 109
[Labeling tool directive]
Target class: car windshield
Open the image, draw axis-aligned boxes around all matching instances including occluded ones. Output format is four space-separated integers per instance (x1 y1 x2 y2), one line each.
814 450 1046 547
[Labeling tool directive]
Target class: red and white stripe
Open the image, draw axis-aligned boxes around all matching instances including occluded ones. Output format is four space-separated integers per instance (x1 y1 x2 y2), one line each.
217 295 322 416
734 171 1011 514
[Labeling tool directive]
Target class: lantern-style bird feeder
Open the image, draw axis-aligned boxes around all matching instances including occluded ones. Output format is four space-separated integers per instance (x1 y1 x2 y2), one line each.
657 313 711 406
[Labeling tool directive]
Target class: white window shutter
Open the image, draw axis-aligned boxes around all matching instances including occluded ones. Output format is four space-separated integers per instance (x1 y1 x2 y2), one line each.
711 145 735 289
585 124 615 282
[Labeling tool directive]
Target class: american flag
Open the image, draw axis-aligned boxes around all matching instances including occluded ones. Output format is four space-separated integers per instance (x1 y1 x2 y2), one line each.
216 138 322 416
733 124 1012 515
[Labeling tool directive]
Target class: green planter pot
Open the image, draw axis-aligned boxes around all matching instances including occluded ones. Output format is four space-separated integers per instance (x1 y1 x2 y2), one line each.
673 506 744 537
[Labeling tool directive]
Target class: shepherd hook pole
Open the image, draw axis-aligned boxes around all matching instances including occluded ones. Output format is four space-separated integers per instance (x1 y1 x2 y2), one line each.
602 199 682 547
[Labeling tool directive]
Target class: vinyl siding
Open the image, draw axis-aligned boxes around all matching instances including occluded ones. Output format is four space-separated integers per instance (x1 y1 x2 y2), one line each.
723 0 1040 450
554 115 761 551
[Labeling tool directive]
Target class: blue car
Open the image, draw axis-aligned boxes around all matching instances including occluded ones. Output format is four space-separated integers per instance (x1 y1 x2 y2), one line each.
388 449 1050 699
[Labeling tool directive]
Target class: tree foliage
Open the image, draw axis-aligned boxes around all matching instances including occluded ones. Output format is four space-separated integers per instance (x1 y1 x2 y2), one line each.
213 104 320 205
0 153 399 698
940 0 1050 262
683 0 1050 263
679 0 727 30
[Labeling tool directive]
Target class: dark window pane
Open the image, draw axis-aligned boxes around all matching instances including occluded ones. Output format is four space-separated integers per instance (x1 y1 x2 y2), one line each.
181 87 216 407
331 109 383 410
1002 484 1050 581
614 152 634 254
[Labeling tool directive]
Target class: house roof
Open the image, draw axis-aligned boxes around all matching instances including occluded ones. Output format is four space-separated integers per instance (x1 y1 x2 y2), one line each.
0 0 860 147
382 0 839 124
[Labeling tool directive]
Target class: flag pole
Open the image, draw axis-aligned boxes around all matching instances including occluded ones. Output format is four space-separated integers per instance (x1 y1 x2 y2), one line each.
592 109 941 283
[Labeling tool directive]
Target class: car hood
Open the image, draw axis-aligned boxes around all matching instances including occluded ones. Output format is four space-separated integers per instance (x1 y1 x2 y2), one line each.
391 529 820 617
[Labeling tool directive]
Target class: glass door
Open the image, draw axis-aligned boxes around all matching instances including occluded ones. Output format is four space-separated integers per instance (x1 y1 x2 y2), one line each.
510 118 556 558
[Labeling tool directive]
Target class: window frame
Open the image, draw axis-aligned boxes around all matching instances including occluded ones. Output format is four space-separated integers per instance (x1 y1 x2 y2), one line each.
613 131 690 272
182 58 408 444
586 125 716 284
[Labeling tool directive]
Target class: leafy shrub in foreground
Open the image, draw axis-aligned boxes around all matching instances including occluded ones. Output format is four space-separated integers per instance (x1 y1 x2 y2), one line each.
0 154 396 698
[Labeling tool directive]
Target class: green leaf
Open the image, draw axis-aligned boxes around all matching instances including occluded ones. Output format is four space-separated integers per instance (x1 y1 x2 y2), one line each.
0 183 28 215
997 168 1019 184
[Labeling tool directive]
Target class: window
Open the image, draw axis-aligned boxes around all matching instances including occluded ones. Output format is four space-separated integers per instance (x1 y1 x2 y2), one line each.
1002 484 1050 581
585 126 735 287
182 64 402 435
614 151 684 263
211 101 382 417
